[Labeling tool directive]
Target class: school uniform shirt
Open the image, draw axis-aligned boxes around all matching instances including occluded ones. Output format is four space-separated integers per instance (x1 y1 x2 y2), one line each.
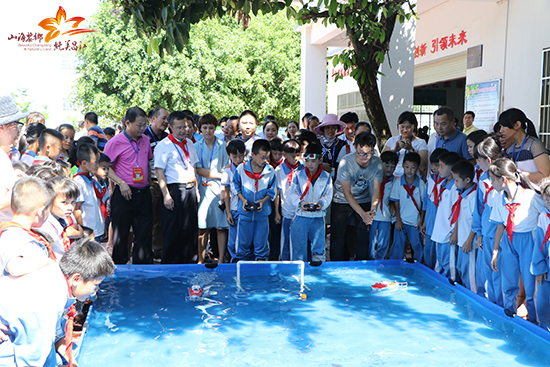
275 160 304 219
154 136 199 184
288 167 333 218
31 155 51 165
431 179 458 244
473 164 484 184
333 153 383 204
532 208 550 276
472 171 492 238
454 184 477 247
233 160 277 220
373 177 395 222
221 163 240 212
0 150 16 222
0 263 70 367
37 213 65 260
74 173 105 237
384 136 428 177
240 134 260 161
490 185 545 233
0 227 50 276
424 174 443 236
19 150 36 166
389 176 425 227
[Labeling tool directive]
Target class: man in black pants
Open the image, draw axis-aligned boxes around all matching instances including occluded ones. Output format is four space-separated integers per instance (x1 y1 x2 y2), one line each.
105 107 153 264
330 132 382 261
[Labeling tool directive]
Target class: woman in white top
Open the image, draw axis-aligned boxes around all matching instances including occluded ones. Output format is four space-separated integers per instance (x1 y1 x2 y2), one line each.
382 111 428 177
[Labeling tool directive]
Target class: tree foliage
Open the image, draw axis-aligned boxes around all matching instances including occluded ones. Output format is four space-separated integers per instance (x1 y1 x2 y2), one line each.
116 0 415 147
73 1 300 123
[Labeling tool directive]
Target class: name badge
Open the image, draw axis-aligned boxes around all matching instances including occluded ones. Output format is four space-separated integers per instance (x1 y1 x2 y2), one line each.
133 167 144 183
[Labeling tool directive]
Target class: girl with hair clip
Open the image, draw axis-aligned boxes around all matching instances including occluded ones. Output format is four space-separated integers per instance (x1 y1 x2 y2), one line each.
472 135 504 305
489 158 545 321
498 108 550 184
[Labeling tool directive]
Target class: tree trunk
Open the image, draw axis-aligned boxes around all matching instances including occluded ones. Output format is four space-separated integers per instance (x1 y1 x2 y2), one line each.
356 76 393 149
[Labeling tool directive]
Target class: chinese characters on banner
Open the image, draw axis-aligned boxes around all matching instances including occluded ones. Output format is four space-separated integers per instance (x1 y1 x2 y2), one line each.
7 32 87 51
415 30 467 59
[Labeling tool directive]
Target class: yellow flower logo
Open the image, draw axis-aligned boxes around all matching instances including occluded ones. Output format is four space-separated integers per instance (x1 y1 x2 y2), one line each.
38 6 95 43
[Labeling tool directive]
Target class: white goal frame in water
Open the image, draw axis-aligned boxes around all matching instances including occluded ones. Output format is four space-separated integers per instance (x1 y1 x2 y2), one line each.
236 261 305 293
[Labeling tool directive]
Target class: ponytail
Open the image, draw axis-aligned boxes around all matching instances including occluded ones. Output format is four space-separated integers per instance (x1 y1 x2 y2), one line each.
474 134 502 161
498 108 538 138
489 158 539 193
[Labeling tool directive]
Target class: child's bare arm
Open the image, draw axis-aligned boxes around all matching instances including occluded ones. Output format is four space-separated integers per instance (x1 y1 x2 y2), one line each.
5 256 51 277
462 230 476 253
450 224 458 245
492 224 505 271
394 201 403 231
74 202 83 226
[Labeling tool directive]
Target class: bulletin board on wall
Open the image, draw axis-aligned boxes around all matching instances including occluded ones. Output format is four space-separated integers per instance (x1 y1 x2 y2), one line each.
465 80 501 133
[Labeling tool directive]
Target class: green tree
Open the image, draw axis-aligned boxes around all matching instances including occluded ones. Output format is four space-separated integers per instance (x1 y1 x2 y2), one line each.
73 1 300 124
116 0 415 147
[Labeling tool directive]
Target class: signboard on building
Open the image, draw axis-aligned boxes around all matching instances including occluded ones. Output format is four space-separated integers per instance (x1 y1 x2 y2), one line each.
467 45 483 69
465 80 500 132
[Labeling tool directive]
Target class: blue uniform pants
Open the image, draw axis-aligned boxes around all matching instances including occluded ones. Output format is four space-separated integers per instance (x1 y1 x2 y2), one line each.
423 234 437 270
280 216 293 261
482 235 503 306
236 217 269 261
500 232 537 320
537 280 550 331
370 220 391 260
227 210 239 261
290 216 325 262
457 246 477 292
389 224 423 262
437 241 453 278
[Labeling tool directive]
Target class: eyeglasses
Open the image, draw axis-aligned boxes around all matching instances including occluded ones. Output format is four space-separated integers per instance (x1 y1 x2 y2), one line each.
356 151 373 158
303 154 322 160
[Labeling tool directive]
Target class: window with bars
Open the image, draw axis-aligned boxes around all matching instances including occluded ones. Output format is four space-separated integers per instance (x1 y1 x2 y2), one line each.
540 48 550 147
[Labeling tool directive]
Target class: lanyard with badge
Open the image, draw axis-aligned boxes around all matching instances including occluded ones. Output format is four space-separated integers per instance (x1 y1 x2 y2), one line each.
201 141 215 186
130 138 144 183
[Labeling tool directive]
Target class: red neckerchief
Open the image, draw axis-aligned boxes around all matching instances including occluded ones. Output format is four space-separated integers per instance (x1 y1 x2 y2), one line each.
63 275 77 367
74 172 108 221
482 182 494 213
505 203 521 243
438 179 449 206
191 135 196 144
346 143 351 155
449 183 477 225
52 219 71 251
284 160 299 186
475 168 483 182
244 166 265 193
270 157 283 168
432 175 445 207
300 166 323 200
541 212 550 251
168 133 190 161
0 221 56 261
403 184 420 213
380 178 391 212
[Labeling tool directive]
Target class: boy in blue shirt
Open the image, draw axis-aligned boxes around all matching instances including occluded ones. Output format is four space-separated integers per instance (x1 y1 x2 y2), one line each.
422 148 447 269
233 139 277 261
288 143 333 264
388 152 425 262
221 140 246 262
370 151 397 260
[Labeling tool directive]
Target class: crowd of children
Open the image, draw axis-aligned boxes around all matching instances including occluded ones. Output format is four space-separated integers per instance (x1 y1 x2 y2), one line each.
4 90 550 367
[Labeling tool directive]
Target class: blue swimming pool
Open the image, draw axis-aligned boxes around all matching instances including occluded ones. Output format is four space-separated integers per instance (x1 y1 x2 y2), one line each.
78 261 550 366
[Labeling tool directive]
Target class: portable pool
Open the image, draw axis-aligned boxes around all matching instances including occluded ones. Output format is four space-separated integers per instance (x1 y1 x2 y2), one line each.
77 260 550 366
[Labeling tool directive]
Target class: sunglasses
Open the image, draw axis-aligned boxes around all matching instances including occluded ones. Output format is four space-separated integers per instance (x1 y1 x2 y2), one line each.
303 154 323 160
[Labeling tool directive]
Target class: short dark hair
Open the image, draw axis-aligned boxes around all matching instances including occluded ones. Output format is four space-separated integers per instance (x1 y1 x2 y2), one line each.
430 148 448 164
264 115 276 123
439 151 463 167
451 160 475 181
239 110 257 124
59 238 115 281
99 152 111 165
226 139 246 156
403 152 421 166
103 127 115 137
38 129 64 151
467 130 487 145
27 164 59 181
295 129 317 146
380 151 398 165
25 122 47 145
434 106 454 122
228 115 239 121
307 115 319 128
355 121 371 133
77 143 99 164
304 142 323 156
198 113 218 128
302 112 312 122
69 136 95 167
397 111 418 128
340 112 359 124
263 120 279 132
11 176 55 214
85 112 98 125
123 107 147 123
151 107 168 119
269 137 283 152
464 111 475 119
48 176 80 200
354 131 376 148
57 123 75 134
168 111 193 126
82 226 94 238
282 139 301 153
252 139 271 154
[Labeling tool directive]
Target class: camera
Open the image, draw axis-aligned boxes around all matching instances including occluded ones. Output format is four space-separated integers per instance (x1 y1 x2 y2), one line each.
218 201 226 211
244 202 260 212
303 203 320 212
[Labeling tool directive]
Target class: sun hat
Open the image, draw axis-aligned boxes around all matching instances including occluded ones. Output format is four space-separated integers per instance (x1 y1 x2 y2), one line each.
0 94 29 126
314 114 346 136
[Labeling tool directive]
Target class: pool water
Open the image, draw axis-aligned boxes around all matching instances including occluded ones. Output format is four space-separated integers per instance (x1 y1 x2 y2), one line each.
78 262 550 366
